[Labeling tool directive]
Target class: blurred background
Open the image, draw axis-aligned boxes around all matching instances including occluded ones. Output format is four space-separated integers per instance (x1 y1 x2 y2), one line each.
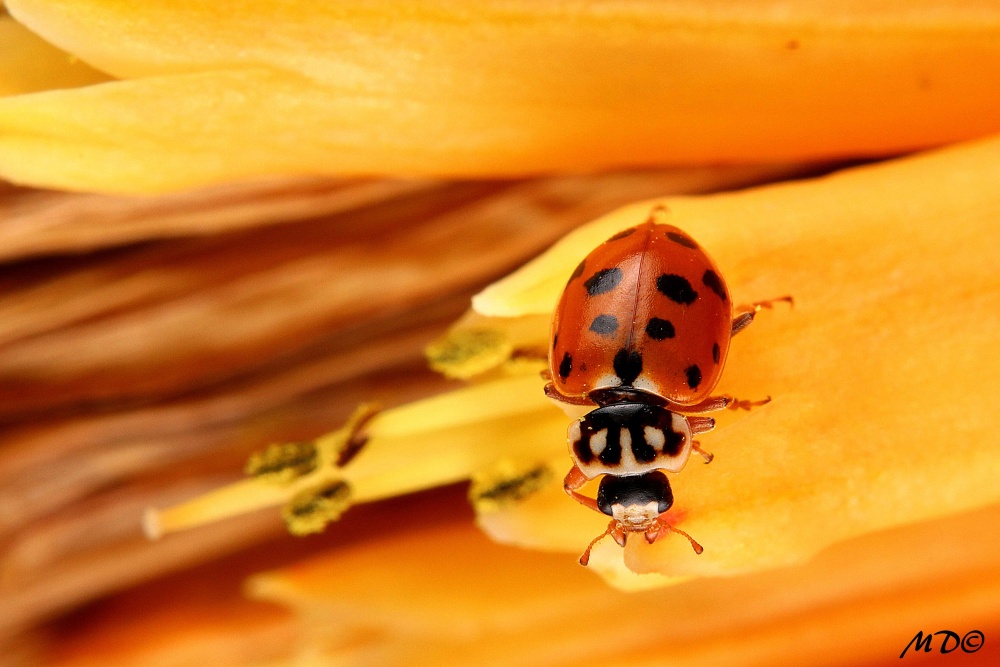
2 2 1000 665
0 165 822 663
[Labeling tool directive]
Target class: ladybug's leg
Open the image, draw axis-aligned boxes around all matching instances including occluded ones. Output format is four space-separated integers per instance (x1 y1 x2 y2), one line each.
563 465 600 513
691 440 714 464
687 420 716 463
545 382 595 407
688 416 716 435
674 395 732 413
512 346 549 362
676 395 772 413
726 396 772 411
731 295 794 336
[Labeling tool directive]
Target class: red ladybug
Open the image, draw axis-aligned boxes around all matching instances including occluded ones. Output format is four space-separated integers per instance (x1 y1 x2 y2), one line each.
546 207 791 565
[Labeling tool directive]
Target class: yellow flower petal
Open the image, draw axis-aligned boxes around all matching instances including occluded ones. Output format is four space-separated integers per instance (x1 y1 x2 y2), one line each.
0 14 110 97
5 0 1000 191
0 69 384 193
149 375 566 537
473 134 1000 579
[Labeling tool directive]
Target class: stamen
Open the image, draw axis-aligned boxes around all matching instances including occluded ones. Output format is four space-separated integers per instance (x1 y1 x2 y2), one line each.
282 481 352 536
425 327 512 379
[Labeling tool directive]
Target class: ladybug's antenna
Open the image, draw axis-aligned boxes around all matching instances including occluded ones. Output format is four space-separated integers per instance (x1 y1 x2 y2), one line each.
667 523 704 555
579 522 616 566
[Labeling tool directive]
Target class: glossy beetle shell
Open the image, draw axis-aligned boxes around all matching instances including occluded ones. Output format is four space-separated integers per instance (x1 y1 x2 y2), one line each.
549 221 732 406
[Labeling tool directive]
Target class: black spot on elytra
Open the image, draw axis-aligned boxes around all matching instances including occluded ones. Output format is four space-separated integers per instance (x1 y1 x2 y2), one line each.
559 352 573 380
702 269 727 302
712 342 720 364
607 227 637 241
645 317 675 340
656 274 697 305
666 231 698 249
613 348 643 385
589 314 619 337
567 260 586 284
584 268 623 296
685 364 702 389
552 334 558 351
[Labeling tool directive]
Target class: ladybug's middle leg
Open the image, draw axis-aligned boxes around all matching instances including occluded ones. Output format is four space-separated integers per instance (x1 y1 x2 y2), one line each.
688 416 716 434
731 295 794 336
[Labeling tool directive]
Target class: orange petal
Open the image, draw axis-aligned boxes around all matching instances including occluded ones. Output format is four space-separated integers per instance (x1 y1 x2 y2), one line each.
5 1 1000 190
248 506 1000 665
474 135 1000 579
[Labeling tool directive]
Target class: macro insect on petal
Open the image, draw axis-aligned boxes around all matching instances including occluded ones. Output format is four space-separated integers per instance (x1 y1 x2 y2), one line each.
545 206 791 564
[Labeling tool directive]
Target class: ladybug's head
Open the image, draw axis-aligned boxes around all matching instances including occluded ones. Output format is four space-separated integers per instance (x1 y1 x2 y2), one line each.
596 471 673 530
579 471 702 565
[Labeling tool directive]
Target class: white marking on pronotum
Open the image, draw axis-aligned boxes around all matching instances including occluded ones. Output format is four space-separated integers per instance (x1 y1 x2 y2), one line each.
670 413 689 447
618 427 642 472
644 426 665 451
567 420 582 446
590 428 608 457
619 428 632 452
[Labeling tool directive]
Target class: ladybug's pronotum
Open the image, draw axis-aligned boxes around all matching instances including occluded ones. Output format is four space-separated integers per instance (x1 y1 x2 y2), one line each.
545 208 791 565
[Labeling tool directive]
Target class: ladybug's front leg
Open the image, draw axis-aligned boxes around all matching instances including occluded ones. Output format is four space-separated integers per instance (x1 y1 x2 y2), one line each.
731 295 794 336
563 465 601 513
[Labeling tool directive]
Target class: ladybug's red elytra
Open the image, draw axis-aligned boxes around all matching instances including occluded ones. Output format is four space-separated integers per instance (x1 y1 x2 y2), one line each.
545 207 791 565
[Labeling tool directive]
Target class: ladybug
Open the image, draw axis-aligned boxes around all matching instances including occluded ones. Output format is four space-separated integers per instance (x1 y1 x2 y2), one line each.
546 207 791 565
